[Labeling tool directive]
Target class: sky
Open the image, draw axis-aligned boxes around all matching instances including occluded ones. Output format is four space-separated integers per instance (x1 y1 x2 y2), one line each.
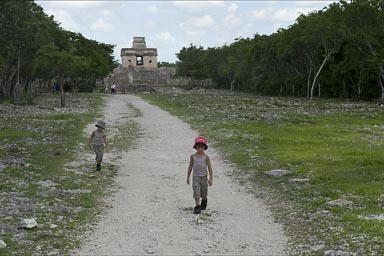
36 1 337 64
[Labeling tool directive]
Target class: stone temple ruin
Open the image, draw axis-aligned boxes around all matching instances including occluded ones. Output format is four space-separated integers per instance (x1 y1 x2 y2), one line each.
104 37 175 93
103 36 215 93
121 37 158 69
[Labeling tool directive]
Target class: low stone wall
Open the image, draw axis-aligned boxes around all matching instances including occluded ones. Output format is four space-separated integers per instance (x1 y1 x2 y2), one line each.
103 65 215 93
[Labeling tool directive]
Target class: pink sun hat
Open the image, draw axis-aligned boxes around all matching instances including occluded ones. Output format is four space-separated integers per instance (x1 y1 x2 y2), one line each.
193 136 208 150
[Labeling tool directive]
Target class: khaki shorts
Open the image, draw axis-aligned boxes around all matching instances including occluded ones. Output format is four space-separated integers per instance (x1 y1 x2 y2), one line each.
192 176 208 199
93 144 104 161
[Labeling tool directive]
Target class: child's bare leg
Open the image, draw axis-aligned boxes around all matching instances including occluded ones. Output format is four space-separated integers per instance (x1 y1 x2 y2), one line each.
194 198 200 206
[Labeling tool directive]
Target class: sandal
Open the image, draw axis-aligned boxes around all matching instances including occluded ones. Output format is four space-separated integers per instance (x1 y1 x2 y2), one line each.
194 205 201 214
201 199 207 210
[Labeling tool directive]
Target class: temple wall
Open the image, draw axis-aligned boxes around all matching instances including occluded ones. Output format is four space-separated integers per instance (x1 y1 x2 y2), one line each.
121 47 158 68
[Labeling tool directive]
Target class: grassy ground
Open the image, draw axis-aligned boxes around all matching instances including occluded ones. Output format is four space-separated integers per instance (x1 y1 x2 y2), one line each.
141 88 384 255
0 93 138 255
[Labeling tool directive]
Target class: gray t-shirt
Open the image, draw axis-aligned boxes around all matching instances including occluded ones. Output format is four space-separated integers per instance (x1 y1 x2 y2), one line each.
92 131 105 145
192 153 207 176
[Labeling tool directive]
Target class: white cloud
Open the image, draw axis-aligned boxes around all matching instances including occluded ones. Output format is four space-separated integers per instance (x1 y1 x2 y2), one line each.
144 20 157 30
39 1 106 9
91 18 113 33
273 9 300 22
171 1 225 13
293 1 331 7
100 10 114 18
248 7 309 23
248 8 269 21
46 9 79 31
222 14 242 30
156 32 175 41
179 15 215 30
148 5 158 13
184 30 206 41
227 3 238 13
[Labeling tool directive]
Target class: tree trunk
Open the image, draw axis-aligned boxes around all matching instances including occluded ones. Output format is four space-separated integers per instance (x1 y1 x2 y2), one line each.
310 53 330 100
348 73 362 100
365 40 384 101
279 83 283 96
379 75 384 101
59 75 66 107
292 83 295 96
307 69 311 98
12 82 22 104
2 68 17 97
0 76 4 97
229 77 236 91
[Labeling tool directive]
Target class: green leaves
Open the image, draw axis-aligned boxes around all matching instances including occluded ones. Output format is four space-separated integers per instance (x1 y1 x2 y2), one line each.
0 0 117 99
174 1 384 100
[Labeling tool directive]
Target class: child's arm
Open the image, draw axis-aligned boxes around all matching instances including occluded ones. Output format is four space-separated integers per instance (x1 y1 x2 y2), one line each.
187 155 193 185
206 155 213 186
88 131 94 148
103 134 109 152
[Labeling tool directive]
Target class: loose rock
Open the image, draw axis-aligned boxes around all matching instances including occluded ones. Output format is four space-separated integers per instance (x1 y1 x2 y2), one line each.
0 240 6 248
264 169 288 177
21 218 38 229
324 250 356 256
325 199 353 207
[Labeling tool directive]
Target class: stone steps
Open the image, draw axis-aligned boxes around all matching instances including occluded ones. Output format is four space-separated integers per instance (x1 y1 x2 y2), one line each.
104 66 175 93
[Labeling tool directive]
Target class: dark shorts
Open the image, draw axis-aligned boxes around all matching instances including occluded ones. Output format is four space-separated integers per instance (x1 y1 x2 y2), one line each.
192 176 208 199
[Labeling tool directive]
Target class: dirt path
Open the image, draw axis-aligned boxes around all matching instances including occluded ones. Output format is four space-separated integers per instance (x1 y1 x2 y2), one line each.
77 94 288 255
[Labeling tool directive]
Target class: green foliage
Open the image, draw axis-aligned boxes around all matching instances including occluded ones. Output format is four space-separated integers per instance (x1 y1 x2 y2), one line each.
176 44 206 78
0 0 117 100
174 1 384 100
158 61 176 67
141 89 384 255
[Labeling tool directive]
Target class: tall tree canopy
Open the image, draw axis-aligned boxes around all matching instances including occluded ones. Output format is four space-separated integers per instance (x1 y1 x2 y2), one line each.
0 0 118 104
175 0 384 100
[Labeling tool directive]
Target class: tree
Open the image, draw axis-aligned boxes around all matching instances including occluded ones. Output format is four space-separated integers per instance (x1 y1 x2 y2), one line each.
35 43 85 106
176 44 205 78
341 0 384 100
172 0 384 100
0 0 57 98
0 0 117 103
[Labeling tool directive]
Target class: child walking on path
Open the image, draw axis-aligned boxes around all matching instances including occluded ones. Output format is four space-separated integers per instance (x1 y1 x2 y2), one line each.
88 120 109 171
187 136 213 214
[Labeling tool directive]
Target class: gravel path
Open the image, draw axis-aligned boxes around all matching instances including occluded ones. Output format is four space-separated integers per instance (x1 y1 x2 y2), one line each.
77 94 288 255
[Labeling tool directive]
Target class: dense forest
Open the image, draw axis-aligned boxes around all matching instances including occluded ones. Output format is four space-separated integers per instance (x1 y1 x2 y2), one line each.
175 0 384 100
0 0 118 105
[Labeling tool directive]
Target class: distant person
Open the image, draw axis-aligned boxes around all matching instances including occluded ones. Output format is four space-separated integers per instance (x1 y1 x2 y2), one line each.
104 85 109 94
187 136 213 214
51 82 56 92
111 83 116 95
88 120 109 171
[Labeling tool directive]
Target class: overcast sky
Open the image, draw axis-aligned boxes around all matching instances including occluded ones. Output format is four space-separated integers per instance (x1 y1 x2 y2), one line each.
36 1 337 64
